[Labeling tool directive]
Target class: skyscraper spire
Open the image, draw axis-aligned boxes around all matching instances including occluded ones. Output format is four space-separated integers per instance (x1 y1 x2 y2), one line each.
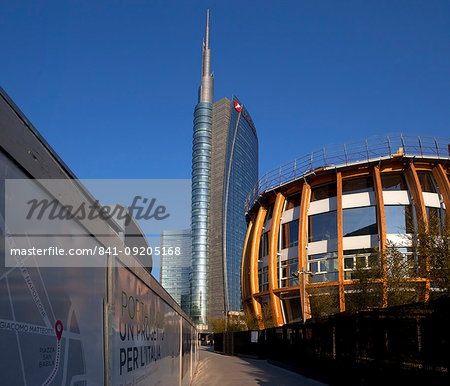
191 9 214 326
200 9 214 103
205 8 210 51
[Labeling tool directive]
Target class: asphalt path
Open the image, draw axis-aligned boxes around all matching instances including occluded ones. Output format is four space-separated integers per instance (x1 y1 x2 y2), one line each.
191 346 328 386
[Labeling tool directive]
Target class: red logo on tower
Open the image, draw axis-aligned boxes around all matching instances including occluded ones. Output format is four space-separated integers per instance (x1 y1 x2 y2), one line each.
234 101 242 112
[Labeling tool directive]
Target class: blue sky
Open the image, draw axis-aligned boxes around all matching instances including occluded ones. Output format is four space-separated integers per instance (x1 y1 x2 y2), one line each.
1 0 449 180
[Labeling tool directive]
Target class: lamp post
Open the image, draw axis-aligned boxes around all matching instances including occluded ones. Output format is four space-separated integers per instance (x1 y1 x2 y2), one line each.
292 269 314 323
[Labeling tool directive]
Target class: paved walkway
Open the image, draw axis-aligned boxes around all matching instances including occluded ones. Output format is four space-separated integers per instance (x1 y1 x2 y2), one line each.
191 347 327 386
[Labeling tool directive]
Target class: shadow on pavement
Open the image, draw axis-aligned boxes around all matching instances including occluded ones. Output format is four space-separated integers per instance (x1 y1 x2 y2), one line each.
196 347 327 386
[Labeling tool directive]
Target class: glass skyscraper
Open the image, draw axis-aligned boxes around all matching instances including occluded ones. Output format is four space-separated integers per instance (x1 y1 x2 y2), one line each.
191 10 214 326
160 229 192 315
209 96 258 319
191 10 258 326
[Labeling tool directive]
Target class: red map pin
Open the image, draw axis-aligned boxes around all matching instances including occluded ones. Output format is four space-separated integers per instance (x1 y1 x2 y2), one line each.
55 320 63 341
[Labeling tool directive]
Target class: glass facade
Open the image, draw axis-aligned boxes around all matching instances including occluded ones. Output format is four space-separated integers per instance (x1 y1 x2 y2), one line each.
223 96 258 313
420 172 446 229
191 102 212 324
381 173 408 190
311 182 337 201
308 252 339 283
278 258 299 287
266 205 274 220
160 229 192 315
343 175 374 194
343 206 378 237
285 193 302 209
259 231 269 258
280 294 302 324
343 248 379 280
308 211 338 242
385 205 415 234
242 148 450 325
281 220 299 249
258 266 269 292
418 171 437 193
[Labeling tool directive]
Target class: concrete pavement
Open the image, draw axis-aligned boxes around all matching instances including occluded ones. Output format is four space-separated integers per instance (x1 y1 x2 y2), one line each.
191 347 328 386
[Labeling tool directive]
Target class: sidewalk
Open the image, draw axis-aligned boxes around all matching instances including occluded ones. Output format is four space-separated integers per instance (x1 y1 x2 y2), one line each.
191 347 327 386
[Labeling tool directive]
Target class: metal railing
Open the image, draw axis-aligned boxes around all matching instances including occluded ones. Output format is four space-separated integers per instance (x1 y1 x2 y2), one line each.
245 135 450 212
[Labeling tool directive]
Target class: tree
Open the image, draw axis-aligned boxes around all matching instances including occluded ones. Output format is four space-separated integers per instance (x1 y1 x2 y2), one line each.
209 304 275 333
259 304 275 329
344 213 449 313
309 286 341 318
385 242 421 307
209 318 228 333
345 250 383 312
412 213 450 299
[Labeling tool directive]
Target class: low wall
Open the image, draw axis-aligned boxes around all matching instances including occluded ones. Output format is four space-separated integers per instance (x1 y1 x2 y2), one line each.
214 298 450 384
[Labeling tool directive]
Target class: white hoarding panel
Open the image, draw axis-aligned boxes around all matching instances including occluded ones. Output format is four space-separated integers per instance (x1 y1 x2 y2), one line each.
109 261 181 385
